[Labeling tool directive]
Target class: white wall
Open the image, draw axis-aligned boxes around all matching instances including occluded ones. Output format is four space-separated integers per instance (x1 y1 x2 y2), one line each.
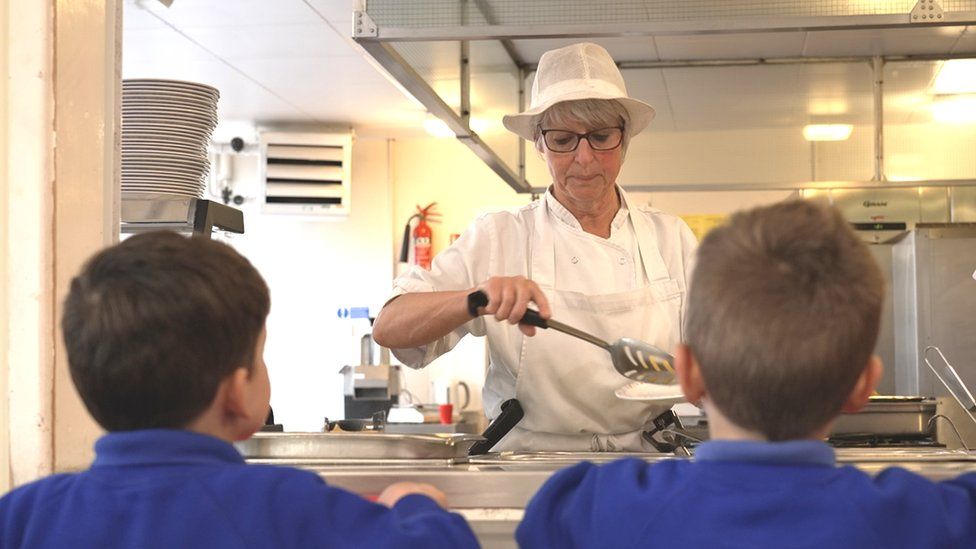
216 135 532 428
217 136 395 431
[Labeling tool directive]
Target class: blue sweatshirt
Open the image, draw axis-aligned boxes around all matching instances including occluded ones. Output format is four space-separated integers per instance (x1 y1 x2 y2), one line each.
0 430 478 549
517 440 976 548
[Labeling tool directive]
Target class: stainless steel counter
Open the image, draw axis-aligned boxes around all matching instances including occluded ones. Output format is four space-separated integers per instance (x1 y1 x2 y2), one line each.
275 448 976 507
245 445 976 548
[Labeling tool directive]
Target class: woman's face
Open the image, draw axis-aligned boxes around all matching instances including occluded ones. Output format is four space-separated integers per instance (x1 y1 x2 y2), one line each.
541 118 623 210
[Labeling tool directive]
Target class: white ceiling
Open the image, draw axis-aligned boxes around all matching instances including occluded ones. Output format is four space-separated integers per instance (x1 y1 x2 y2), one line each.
123 0 426 138
123 0 976 138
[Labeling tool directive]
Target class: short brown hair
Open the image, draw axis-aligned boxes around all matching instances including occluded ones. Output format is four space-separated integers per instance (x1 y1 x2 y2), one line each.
685 200 884 440
62 231 270 431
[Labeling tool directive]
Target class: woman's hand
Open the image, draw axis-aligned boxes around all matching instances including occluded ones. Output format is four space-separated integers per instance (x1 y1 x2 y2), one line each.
476 276 551 337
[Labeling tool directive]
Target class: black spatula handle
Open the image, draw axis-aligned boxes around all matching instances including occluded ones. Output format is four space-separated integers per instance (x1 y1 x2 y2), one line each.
466 290 549 328
518 308 549 329
468 398 523 455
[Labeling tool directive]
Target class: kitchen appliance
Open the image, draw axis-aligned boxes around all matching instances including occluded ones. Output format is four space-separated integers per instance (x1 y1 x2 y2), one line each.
339 332 400 420
467 290 676 384
892 224 976 397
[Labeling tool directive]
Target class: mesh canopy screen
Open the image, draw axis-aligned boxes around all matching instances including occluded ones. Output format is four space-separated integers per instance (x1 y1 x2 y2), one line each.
365 1 976 27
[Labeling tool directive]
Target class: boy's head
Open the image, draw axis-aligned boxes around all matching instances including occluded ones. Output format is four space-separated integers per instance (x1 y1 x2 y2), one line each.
681 200 884 441
62 231 271 434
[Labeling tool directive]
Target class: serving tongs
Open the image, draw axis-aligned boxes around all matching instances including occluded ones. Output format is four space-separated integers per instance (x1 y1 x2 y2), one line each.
467 290 676 384
924 346 976 429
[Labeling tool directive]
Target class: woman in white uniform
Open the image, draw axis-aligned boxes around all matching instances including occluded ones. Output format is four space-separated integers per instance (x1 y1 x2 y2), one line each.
372 42 697 452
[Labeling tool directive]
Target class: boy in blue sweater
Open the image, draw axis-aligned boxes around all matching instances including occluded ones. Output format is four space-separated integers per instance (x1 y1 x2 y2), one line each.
0 232 478 548
517 200 976 548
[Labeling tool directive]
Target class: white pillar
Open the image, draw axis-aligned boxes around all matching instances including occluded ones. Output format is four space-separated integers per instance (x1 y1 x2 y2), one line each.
3 0 56 488
0 0 9 493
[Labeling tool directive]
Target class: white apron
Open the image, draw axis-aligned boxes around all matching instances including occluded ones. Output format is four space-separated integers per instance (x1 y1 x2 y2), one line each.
496 191 684 452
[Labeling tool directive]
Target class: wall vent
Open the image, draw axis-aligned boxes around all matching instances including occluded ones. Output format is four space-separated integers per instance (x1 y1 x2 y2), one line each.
259 131 352 215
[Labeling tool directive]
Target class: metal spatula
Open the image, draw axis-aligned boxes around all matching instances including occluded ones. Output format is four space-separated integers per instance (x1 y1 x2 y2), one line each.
467 291 676 384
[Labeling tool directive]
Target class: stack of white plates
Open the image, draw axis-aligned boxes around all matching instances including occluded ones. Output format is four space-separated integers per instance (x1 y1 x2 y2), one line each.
121 79 219 199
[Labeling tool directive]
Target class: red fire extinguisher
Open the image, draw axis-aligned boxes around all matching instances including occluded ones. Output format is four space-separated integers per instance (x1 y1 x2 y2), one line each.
399 202 440 270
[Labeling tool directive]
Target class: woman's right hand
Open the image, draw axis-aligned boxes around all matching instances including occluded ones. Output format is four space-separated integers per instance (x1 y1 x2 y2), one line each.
475 276 551 337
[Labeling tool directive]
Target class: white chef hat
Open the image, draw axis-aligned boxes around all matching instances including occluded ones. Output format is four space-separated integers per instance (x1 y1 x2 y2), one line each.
502 42 656 141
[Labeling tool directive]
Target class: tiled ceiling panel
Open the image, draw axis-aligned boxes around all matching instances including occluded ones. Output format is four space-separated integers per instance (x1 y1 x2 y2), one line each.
123 0 976 139
174 23 352 61
133 0 315 27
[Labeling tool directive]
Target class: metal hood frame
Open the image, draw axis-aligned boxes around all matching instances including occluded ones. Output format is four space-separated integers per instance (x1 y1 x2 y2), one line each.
353 1 976 193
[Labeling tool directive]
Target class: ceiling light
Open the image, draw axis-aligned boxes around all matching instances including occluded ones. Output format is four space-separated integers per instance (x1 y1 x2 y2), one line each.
933 60 976 95
807 99 848 116
802 124 853 141
930 95 976 124
423 115 455 138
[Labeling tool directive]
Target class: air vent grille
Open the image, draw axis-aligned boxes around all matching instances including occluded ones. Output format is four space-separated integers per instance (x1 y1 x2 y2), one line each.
260 132 352 215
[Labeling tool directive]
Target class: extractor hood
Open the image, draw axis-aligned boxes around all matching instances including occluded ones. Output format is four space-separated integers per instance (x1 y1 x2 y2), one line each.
352 0 976 194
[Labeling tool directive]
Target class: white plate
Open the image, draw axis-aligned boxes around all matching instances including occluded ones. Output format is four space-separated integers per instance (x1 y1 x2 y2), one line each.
123 79 219 96
121 175 205 185
614 381 685 403
122 104 217 117
121 147 209 160
122 183 204 191
122 120 215 133
121 156 209 167
122 110 218 125
122 163 208 175
121 189 201 199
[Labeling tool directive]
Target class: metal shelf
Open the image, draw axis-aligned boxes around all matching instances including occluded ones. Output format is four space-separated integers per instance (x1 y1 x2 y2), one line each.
121 192 244 237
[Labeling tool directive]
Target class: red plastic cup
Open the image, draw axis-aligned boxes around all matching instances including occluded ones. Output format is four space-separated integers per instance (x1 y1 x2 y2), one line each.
438 403 454 424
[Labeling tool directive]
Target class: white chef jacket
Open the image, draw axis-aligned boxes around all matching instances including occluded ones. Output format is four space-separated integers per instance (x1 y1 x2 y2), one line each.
389 187 698 423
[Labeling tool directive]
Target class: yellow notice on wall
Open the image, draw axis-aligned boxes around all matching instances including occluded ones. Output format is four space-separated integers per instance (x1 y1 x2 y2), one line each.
679 214 729 242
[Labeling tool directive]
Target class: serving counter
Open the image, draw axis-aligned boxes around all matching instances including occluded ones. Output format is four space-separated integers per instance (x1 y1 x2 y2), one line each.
242 442 976 548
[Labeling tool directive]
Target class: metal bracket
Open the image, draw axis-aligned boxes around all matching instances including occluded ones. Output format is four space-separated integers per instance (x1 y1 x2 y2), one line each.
910 0 944 23
353 9 378 37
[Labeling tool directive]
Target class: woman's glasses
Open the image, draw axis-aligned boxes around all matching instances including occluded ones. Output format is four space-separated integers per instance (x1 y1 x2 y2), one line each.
540 127 624 153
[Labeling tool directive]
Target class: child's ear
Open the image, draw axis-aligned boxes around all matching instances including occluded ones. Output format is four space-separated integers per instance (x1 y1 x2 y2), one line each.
222 367 251 417
675 344 706 406
841 355 883 413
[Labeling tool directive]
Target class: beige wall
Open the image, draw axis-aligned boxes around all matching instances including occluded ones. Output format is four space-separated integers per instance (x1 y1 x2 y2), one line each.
1 0 118 490
391 137 531 260
52 0 120 472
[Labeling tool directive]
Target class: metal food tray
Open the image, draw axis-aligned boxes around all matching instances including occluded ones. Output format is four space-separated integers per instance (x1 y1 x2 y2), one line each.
235 432 484 460
469 451 677 466
830 397 936 437
834 448 976 463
